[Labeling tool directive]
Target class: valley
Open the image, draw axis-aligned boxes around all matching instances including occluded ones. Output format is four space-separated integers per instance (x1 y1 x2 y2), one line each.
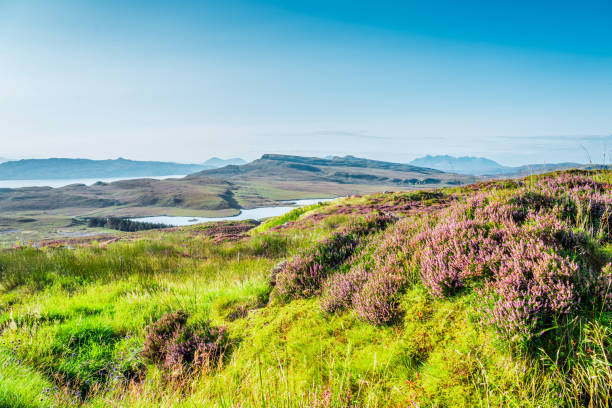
0 154 475 246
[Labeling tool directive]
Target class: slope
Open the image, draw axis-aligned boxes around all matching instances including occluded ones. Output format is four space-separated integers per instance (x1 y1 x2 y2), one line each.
0 170 609 407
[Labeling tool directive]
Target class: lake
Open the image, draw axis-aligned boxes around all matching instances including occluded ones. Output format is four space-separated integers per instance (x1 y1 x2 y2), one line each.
129 198 338 226
0 175 187 189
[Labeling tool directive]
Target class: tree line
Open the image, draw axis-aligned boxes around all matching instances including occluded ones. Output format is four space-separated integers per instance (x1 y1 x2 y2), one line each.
87 217 171 232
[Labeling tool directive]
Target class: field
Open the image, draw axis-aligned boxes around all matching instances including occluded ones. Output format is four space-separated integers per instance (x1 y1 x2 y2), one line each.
0 170 610 407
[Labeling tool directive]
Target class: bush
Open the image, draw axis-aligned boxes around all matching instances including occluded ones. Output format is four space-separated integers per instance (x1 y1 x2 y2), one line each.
274 255 328 299
417 220 504 297
142 311 188 364
352 268 406 325
163 324 228 373
319 216 421 323
478 235 582 342
316 173 611 335
593 263 612 311
320 266 370 314
274 213 395 299
413 183 611 343
142 311 229 375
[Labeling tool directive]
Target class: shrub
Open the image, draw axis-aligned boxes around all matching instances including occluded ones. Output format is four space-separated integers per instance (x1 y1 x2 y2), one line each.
319 215 423 322
274 213 395 299
509 190 554 214
417 220 506 297
268 260 288 288
532 174 612 235
320 266 370 314
536 173 609 197
142 311 188 364
316 174 610 335
163 324 228 373
410 182 612 343
274 255 327 298
352 266 406 325
142 311 229 375
478 236 582 342
593 263 612 311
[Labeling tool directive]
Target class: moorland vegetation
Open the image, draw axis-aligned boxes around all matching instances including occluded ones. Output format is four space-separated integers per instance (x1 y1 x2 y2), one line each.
0 170 610 407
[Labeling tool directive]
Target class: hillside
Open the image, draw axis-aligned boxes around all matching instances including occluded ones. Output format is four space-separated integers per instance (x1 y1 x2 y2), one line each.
0 170 609 407
410 154 581 176
0 158 209 180
189 154 474 185
0 155 472 215
0 154 475 245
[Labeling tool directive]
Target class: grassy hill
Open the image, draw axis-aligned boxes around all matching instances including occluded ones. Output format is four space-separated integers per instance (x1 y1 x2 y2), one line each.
0 170 609 407
189 154 473 185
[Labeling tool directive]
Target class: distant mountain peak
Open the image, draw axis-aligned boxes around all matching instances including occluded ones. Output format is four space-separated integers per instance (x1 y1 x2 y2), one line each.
0 158 208 180
409 155 505 175
203 157 246 168
410 154 581 176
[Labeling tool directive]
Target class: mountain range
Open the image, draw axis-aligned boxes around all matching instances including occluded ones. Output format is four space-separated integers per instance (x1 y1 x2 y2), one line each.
0 154 474 216
0 155 585 181
0 153 591 220
409 155 581 176
187 154 473 186
0 157 247 180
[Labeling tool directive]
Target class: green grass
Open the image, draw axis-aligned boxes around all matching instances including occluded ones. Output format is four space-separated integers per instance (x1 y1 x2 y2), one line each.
0 350 71 408
254 202 329 233
0 171 610 407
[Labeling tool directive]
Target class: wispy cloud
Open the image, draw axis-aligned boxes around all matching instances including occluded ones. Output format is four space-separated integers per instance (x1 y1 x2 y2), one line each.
499 134 612 142
308 130 394 141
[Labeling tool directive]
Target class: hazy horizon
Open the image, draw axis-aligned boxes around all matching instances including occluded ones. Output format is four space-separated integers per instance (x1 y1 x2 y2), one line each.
1 1 611 167
0 151 600 168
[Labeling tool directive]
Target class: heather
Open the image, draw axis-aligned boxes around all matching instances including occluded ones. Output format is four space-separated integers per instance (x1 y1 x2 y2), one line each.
0 170 610 407
320 219 418 324
142 311 229 376
273 212 395 299
372 174 610 347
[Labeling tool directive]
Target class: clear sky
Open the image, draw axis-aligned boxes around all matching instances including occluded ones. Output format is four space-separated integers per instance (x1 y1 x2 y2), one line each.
1 0 611 166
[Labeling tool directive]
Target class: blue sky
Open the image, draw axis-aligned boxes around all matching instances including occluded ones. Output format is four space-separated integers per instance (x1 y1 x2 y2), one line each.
0 0 611 165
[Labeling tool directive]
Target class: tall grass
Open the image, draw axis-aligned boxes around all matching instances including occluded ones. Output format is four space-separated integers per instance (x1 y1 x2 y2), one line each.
254 202 329 233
